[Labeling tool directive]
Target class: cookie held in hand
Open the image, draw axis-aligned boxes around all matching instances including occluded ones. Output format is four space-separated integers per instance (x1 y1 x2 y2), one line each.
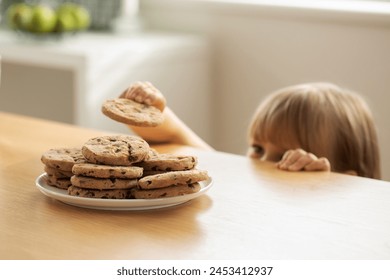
102 98 164 127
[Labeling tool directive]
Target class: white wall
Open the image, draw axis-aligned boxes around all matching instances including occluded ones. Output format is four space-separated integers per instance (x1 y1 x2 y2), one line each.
139 0 390 181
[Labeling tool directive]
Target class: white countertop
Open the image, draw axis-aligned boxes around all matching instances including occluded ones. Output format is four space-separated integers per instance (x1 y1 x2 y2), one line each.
0 29 207 80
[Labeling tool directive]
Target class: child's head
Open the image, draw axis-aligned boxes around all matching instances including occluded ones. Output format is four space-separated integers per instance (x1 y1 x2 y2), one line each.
248 82 381 179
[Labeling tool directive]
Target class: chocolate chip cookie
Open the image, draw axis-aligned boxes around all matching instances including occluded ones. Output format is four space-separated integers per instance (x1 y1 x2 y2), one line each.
81 135 150 166
44 174 72 190
70 175 138 190
72 162 143 179
102 98 164 127
138 169 209 189
68 185 132 199
136 154 198 171
41 148 85 171
131 183 201 199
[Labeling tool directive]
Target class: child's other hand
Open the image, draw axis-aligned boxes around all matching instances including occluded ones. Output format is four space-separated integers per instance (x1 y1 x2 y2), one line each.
120 81 166 112
277 149 330 172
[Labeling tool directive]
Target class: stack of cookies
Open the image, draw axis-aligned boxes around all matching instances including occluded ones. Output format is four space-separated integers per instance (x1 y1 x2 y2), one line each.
41 148 85 190
40 135 210 199
68 135 149 199
132 153 209 199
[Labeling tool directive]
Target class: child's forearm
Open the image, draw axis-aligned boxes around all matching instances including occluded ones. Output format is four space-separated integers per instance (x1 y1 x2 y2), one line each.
128 107 214 151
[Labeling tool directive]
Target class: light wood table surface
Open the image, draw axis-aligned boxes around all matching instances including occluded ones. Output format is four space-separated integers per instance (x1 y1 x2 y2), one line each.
1 111 390 260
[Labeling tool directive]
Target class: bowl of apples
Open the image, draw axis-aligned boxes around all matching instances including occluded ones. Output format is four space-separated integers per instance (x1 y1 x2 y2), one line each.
5 2 91 39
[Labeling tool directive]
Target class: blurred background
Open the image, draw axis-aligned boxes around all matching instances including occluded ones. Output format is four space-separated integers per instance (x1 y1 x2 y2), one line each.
0 0 389 180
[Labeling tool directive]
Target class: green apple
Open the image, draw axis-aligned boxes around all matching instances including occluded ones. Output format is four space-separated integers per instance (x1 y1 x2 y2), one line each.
57 3 90 31
55 10 76 32
29 5 57 33
6 3 33 31
72 5 90 30
56 3 78 14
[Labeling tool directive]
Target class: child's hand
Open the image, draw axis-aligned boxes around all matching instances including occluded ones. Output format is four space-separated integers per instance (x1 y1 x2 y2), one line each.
120 81 166 112
277 149 330 172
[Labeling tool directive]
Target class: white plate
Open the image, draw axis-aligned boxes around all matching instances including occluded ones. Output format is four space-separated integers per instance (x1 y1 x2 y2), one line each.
35 173 213 211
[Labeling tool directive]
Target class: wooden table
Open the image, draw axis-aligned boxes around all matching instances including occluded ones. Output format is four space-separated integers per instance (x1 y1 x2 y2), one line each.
1 111 390 260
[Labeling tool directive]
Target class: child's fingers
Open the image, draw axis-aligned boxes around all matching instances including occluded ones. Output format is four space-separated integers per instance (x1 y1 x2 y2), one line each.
147 91 166 112
304 157 331 171
140 81 166 111
125 84 146 101
120 82 166 111
277 149 331 172
286 152 317 171
132 91 151 104
277 149 306 169
120 85 142 100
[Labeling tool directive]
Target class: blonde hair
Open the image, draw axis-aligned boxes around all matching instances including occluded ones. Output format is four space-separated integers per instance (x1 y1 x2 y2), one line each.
248 83 381 179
